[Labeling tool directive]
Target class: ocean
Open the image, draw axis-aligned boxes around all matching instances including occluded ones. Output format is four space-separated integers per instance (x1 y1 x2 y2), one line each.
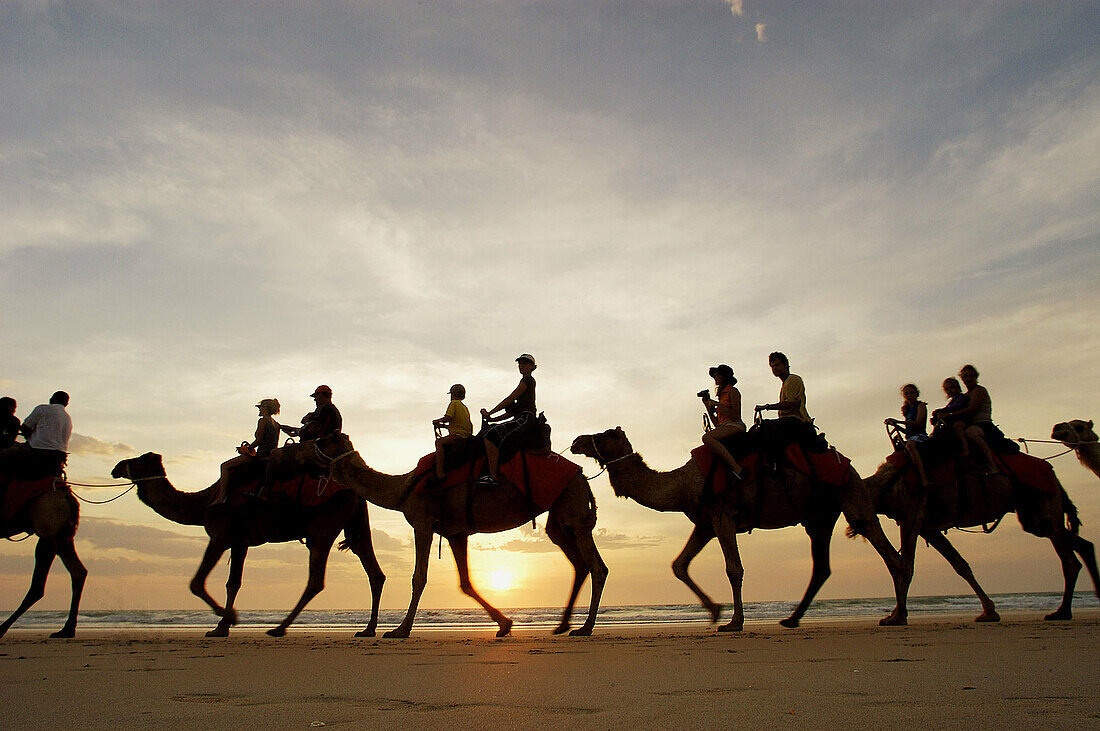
13 592 1096 631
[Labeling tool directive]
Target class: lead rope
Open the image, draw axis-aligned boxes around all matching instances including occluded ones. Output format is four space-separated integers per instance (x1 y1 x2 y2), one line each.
1016 437 1086 462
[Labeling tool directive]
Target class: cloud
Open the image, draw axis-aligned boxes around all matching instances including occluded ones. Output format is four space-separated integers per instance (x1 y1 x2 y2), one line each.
491 526 664 553
725 1 744 17
755 22 767 42
68 433 136 456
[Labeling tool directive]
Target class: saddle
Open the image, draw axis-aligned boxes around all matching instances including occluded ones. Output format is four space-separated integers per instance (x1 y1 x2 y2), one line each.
222 459 349 508
442 412 553 475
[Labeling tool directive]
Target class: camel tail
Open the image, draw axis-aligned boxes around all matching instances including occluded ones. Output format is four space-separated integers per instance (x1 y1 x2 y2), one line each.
844 525 858 540
65 491 81 534
1061 487 1082 534
338 500 369 552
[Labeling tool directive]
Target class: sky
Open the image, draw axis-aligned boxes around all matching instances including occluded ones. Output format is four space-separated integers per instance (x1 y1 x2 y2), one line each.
2 1 1098 619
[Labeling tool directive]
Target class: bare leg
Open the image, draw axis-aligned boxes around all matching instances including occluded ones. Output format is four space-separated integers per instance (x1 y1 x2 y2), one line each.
545 515 589 634
904 442 931 486
485 439 500 480
781 518 837 628
385 527 434 638
702 423 745 475
189 539 230 618
448 534 513 637
207 545 247 637
1045 529 1082 620
965 426 999 474
268 539 335 637
923 531 999 622
50 538 87 638
953 421 970 457
567 527 608 637
713 514 745 632
671 523 721 623
0 538 55 638
214 454 251 504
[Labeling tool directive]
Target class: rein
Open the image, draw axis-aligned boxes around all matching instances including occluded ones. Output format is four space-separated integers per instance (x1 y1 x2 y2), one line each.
66 464 166 505
1016 436 1093 462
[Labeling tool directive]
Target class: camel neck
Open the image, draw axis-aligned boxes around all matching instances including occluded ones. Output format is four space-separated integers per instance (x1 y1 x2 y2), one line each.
334 461 413 511
607 454 702 514
136 476 215 527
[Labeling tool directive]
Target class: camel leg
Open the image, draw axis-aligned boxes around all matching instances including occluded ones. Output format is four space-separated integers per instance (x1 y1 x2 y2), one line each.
268 539 335 637
781 519 836 628
384 527 434 638
1045 529 1082 621
846 511 908 626
713 516 745 632
566 527 607 637
207 545 247 637
0 538 55 638
49 537 87 639
544 516 589 635
347 519 386 638
448 534 513 637
671 523 721 623
922 531 999 622
1072 535 1100 600
190 539 231 618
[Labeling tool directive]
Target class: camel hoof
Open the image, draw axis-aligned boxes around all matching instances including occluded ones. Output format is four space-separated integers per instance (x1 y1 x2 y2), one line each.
879 615 907 626
1044 610 1072 621
568 626 593 637
206 627 230 638
495 619 513 638
354 628 376 638
717 621 743 633
383 628 411 639
266 627 287 637
551 622 571 635
975 611 1000 623
224 609 238 626
779 617 800 629
49 627 76 639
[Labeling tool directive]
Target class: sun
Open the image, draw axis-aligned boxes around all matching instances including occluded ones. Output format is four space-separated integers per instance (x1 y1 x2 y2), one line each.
485 567 517 593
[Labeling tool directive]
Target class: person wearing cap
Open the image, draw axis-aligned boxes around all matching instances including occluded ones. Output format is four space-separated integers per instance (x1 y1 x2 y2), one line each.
480 354 538 483
213 398 282 505
700 364 746 481
283 385 343 441
432 384 473 480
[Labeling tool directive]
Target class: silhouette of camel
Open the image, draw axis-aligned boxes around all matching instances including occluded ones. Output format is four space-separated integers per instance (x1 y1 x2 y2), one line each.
570 428 913 629
298 434 607 638
111 452 385 637
0 481 86 638
864 453 1100 621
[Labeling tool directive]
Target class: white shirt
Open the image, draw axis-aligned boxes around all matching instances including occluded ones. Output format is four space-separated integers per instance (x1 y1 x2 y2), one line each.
23 403 72 452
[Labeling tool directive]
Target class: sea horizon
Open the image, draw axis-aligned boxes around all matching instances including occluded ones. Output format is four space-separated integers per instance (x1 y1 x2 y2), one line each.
10 591 1097 632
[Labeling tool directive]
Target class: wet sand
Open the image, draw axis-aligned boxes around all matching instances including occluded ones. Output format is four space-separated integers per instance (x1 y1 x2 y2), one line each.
2 612 1098 729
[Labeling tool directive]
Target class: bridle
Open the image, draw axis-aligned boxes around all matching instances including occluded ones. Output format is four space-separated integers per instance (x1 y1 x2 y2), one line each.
313 439 357 467
584 435 637 481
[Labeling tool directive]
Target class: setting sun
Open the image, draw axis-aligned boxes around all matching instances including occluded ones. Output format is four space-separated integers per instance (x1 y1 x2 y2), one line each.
485 568 519 593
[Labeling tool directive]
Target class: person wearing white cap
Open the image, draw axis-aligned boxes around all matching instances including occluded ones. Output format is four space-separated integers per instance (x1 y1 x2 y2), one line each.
480 354 537 482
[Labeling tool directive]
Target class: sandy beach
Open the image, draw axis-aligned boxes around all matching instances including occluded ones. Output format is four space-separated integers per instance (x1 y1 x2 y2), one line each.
3 611 1098 729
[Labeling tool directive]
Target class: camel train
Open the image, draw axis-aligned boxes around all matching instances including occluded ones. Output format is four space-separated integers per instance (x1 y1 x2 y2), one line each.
1 399 1098 639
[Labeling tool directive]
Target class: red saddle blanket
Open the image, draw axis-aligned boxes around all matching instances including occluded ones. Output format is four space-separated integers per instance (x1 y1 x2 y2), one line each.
230 474 351 508
691 443 851 494
885 450 1059 495
411 450 582 512
3 476 67 523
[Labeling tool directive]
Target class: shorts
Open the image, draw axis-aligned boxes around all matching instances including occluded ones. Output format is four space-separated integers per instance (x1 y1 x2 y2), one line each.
483 413 535 447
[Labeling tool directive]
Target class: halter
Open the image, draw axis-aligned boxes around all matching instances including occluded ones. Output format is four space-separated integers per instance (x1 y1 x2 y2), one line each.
313 439 357 467
66 462 166 505
584 435 637 481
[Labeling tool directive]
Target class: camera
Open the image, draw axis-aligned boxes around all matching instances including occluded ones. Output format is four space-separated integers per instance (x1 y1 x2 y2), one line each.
697 389 710 399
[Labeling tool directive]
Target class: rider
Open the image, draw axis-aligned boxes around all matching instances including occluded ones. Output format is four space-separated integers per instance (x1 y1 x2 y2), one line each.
930 377 970 457
754 352 813 445
433 384 472 480
0 397 19 450
886 383 932 487
1 391 74 482
283 385 343 441
212 398 282 505
480 354 537 483
951 365 1001 476
700 364 745 480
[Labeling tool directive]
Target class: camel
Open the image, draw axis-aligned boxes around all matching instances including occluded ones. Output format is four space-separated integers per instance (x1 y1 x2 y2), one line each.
1052 420 1100 480
111 449 385 637
864 452 1100 621
299 433 607 638
0 481 86 638
570 427 913 629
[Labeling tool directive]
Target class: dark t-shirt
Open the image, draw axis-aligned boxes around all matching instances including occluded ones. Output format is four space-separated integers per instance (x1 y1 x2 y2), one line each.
506 375 536 416
0 414 20 449
300 403 342 440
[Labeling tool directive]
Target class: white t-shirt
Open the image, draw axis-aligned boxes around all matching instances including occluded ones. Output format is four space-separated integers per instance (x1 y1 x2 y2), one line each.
23 403 72 452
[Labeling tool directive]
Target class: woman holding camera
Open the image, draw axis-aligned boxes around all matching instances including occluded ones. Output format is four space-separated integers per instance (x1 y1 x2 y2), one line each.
700 364 745 480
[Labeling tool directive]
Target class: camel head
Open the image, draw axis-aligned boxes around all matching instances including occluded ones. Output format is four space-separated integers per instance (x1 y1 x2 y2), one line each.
111 452 166 480
1052 420 1097 445
570 427 634 467
305 433 367 471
